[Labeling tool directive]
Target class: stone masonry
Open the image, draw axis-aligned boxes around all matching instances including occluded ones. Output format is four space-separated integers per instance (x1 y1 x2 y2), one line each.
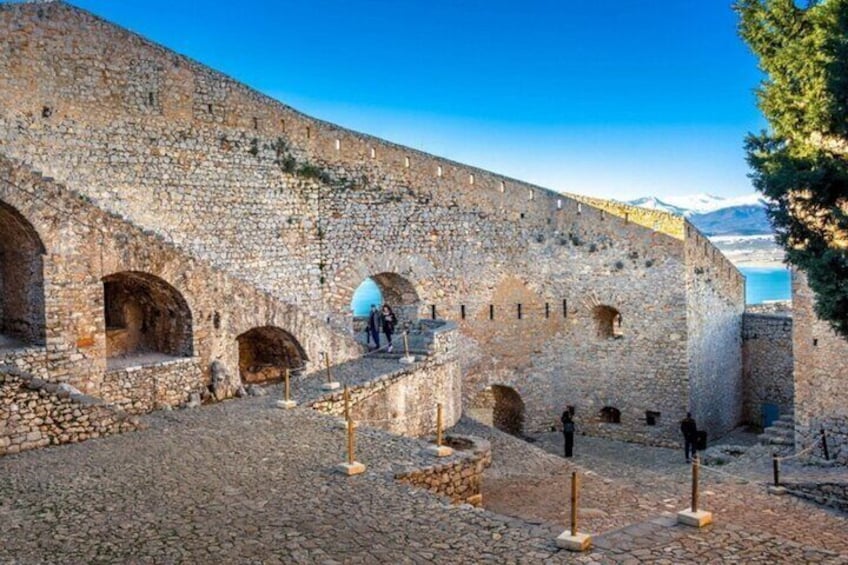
742 311 794 426
0 1 746 449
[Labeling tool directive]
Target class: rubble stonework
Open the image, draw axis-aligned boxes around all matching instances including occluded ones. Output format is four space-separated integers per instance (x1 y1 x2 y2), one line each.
0 365 139 456
742 312 794 425
793 271 848 464
0 1 747 448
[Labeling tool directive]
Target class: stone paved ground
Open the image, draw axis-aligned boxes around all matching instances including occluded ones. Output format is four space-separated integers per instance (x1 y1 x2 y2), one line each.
467 422 848 563
1 394 846 564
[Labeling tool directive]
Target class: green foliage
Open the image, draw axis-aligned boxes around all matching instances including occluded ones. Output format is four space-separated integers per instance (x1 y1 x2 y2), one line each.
737 0 848 337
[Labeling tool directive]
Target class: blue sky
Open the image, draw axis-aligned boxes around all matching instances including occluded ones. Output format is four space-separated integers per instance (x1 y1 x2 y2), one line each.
64 0 765 200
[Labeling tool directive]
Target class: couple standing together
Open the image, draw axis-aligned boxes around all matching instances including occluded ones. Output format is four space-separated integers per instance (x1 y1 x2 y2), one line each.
367 304 397 352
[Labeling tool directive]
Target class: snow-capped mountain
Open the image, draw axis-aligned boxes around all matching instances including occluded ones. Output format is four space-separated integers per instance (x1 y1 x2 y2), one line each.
628 193 765 218
627 193 772 236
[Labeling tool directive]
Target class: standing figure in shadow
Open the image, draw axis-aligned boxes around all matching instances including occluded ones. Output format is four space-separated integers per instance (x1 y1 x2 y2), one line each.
381 304 397 353
367 305 382 351
561 409 576 458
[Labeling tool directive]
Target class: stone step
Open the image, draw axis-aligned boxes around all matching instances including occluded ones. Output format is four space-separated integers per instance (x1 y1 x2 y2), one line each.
770 419 794 430
777 413 795 423
366 350 431 360
761 426 793 438
758 433 794 446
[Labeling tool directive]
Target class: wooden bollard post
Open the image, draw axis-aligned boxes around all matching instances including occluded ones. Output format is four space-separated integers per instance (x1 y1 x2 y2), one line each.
570 471 579 536
344 385 351 422
556 471 591 551
321 351 340 390
677 455 712 527
347 418 355 465
768 453 787 495
428 402 453 457
335 418 365 476
276 367 297 409
399 331 415 364
691 456 699 513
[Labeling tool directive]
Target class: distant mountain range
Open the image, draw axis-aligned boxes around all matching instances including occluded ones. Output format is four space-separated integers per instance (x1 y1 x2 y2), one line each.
627 193 773 236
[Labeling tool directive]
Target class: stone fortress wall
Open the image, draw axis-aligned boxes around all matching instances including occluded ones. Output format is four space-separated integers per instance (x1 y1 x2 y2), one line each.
0 1 746 447
792 271 848 464
742 312 794 426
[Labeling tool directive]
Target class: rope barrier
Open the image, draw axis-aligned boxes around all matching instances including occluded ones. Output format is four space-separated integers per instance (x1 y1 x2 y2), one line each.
775 438 821 462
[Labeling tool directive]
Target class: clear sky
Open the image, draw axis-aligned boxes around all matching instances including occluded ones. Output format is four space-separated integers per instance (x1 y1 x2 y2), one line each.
62 0 765 201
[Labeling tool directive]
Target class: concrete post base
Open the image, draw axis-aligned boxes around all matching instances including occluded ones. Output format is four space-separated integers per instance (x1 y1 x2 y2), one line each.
426 444 453 457
335 419 358 430
399 355 416 365
321 381 341 391
677 508 713 528
335 461 366 476
276 400 297 409
767 485 787 495
555 531 592 552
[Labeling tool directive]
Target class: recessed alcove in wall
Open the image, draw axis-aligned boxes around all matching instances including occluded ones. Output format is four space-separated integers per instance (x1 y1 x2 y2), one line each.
102 271 193 368
237 326 307 385
469 385 526 437
593 305 623 339
600 406 621 424
0 200 46 350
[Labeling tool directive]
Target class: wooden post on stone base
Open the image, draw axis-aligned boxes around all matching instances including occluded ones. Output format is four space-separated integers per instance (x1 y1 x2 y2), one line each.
335 418 365 476
276 367 297 409
321 351 340 390
677 456 713 527
555 471 592 551
427 402 453 457
399 331 415 364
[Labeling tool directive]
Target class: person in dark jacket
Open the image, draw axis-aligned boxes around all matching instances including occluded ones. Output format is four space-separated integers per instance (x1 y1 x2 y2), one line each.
381 304 397 352
680 412 697 463
367 305 382 350
561 409 576 458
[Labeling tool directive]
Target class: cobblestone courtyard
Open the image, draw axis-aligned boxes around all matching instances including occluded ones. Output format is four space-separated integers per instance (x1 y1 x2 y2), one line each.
1 393 846 563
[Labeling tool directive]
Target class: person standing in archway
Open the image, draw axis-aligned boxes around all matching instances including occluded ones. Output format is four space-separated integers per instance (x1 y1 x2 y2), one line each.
680 412 697 463
381 304 397 353
561 409 575 458
367 305 382 351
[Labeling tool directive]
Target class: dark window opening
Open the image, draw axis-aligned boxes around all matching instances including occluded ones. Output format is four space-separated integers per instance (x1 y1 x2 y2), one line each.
600 406 621 424
646 410 661 426
489 304 494 320
460 305 466 320
517 303 522 319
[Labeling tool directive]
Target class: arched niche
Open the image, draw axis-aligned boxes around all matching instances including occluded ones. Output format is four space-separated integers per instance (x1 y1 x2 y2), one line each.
102 271 193 366
236 326 308 385
0 200 46 349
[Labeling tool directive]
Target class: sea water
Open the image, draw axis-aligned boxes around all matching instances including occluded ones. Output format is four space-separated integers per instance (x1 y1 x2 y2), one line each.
739 266 791 305
350 278 383 316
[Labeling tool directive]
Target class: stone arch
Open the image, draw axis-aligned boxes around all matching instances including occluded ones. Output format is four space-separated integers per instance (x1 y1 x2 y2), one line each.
368 272 421 327
102 271 193 364
236 326 308 385
469 384 526 437
0 200 46 348
593 305 623 339
336 253 433 319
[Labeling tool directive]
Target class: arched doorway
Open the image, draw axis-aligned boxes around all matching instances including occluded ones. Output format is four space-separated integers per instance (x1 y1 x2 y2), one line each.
351 272 420 348
236 326 308 385
469 385 526 437
0 201 46 349
102 272 193 367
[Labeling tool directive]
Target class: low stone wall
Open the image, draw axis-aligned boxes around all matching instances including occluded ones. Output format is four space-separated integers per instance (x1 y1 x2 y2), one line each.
742 313 794 426
100 358 205 414
0 366 139 456
310 355 462 437
782 482 848 513
0 346 49 379
395 435 491 506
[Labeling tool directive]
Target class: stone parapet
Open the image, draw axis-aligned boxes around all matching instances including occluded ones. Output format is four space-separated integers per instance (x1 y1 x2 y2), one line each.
394 434 491 505
0 365 140 456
